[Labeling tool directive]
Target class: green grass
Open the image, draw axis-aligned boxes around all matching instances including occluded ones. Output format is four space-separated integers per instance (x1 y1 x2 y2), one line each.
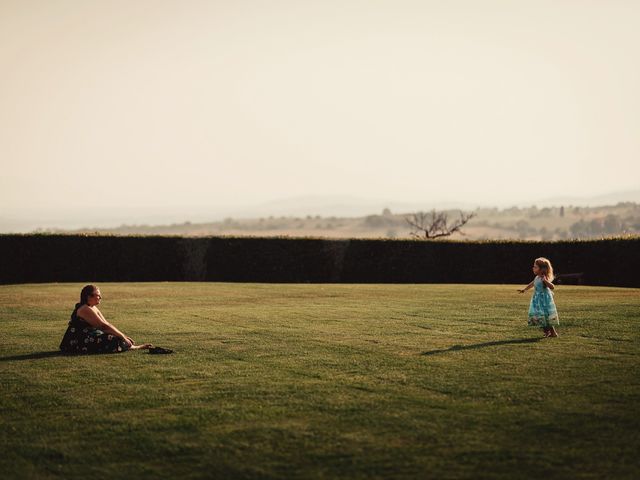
1 283 639 479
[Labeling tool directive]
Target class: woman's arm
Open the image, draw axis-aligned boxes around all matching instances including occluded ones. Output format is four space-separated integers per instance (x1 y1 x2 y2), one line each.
77 306 131 345
518 280 534 293
95 308 136 345
93 308 130 337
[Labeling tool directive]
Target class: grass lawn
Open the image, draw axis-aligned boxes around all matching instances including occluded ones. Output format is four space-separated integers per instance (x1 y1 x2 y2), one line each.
1 283 639 479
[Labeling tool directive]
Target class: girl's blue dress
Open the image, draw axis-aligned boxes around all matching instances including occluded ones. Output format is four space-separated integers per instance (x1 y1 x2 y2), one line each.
528 277 559 327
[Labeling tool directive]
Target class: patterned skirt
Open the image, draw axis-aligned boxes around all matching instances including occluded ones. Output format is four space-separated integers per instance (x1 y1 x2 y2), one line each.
59 320 129 354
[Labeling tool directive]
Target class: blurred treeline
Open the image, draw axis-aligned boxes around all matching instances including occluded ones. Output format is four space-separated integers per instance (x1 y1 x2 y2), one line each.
37 203 640 241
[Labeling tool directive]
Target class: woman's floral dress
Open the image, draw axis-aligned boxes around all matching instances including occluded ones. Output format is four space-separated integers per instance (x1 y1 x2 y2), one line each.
528 277 559 328
59 303 130 354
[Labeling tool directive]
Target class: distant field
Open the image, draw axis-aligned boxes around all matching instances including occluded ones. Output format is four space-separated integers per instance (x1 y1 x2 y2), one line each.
46 203 640 241
1 283 639 479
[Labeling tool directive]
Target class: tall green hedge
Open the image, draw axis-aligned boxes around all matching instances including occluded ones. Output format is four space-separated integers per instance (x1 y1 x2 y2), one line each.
0 234 638 287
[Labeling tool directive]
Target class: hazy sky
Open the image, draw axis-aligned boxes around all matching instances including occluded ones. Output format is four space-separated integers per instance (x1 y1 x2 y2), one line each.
1 0 639 217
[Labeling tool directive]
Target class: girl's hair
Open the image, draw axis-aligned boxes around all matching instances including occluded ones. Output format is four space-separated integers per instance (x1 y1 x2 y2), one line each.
534 257 554 281
80 284 98 305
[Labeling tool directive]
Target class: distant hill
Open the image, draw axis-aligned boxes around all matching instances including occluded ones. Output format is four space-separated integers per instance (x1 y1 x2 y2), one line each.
2 189 639 234
523 189 640 208
34 202 640 241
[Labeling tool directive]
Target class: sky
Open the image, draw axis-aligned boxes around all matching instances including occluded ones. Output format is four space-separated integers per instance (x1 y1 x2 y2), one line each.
1 0 639 229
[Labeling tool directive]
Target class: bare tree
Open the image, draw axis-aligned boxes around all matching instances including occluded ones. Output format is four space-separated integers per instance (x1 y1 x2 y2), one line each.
406 210 476 239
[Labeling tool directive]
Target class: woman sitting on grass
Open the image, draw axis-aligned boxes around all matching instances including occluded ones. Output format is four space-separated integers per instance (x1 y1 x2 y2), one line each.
59 284 153 354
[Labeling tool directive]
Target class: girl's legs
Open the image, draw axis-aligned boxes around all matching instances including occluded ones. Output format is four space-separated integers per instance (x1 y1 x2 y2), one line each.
548 327 558 337
542 327 550 337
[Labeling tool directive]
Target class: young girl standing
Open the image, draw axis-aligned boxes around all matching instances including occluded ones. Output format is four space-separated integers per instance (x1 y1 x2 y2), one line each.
518 257 559 337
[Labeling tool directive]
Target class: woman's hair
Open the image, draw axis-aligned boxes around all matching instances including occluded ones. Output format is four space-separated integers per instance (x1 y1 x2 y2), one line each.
534 257 554 281
80 284 98 305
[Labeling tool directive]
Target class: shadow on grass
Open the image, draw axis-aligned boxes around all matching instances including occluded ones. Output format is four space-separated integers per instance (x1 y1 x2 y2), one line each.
421 337 542 356
0 351 64 362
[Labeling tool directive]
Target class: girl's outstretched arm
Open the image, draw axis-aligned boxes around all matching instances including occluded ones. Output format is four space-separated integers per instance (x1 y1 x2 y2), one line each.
518 280 534 293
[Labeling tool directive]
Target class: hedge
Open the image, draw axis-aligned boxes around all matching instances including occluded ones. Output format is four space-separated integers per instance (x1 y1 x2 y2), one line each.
0 235 638 287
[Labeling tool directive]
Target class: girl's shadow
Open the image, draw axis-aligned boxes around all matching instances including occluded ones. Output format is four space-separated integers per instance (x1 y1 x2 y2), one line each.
421 337 541 356
0 351 64 362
